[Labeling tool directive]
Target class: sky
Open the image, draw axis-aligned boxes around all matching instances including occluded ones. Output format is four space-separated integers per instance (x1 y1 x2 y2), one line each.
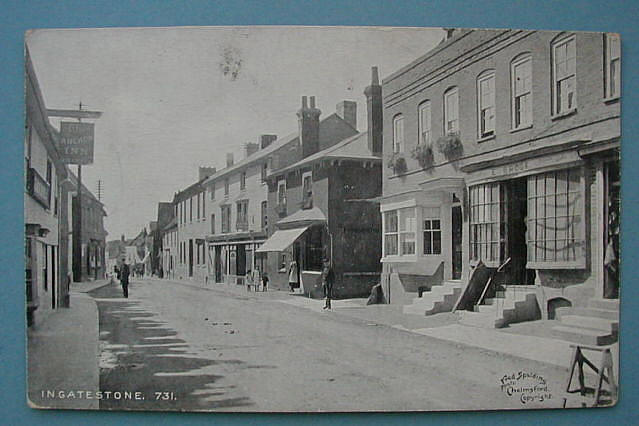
26 26 444 240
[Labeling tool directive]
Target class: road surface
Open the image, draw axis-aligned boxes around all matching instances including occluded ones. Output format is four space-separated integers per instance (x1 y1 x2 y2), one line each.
89 278 570 412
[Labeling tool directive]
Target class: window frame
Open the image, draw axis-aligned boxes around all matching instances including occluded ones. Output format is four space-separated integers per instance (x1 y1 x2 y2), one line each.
383 207 417 258
302 170 313 208
277 179 287 207
551 34 577 116
418 101 432 146
477 71 496 139
210 182 215 200
221 205 231 234
392 114 405 153
224 178 229 196
511 54 533 130
240 171 246 190
444 87 459 135
236 199 249 231
605 33 621 100
422 207 442 255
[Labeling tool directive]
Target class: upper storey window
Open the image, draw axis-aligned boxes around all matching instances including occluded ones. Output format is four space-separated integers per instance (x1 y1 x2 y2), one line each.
511 55 532 129
605 33 621 99
444 87 459 134
477 72 495 138
418 101 432 146
552 35 577 115
392 114 404 153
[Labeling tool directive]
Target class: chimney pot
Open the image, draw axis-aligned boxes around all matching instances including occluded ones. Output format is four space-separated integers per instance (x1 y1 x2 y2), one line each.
310 96 316 109
336 100 357 130
226 153 234 167
244 142 260 158
371 66 379 85
302 96 308 109
259 134 277 149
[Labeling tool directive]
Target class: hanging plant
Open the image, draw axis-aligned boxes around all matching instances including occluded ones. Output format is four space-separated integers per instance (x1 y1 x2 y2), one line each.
436 132 463 160
387 152 407 175
411 144 435 169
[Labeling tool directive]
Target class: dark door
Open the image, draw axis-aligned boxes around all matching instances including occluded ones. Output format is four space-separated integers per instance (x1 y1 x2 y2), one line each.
506 178 532 285
237 244 246 277
451 205 463 279
604 160 620 299
188 239 193 277
215 246 222 283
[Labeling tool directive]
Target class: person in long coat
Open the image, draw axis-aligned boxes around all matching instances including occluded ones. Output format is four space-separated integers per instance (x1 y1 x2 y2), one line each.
120 262 130 298
288 260 299 293
321 259 334 310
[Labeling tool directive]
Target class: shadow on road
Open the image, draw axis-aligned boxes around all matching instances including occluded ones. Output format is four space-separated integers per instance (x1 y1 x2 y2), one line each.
88 282 253 411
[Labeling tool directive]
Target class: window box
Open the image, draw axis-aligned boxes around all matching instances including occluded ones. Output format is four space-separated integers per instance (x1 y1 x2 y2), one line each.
410 144 434 169
387 152 407 175
436 132 463 160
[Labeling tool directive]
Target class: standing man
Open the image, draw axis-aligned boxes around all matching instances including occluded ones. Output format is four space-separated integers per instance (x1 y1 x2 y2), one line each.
121 261 130 298
321 258 334 310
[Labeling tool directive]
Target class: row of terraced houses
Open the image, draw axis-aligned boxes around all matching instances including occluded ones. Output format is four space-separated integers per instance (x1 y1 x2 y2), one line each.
151 29 620 342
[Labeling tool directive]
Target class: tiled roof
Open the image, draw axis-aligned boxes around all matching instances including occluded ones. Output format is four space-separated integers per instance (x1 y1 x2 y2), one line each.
273 131 380 174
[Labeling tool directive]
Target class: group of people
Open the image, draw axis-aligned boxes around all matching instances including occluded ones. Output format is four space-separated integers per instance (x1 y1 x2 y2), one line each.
245 268 269 292
288 258 334 310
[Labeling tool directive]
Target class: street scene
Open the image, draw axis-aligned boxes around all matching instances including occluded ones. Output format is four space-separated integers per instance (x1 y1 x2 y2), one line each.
25 26 620 412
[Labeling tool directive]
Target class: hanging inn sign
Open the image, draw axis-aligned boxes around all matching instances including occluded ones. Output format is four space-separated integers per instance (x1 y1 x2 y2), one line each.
57 121 95 165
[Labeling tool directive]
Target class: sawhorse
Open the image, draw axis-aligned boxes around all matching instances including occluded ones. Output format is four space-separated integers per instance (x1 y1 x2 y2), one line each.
565 344 617 407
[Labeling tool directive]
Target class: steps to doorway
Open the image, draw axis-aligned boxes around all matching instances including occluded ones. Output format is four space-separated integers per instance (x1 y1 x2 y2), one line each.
403 281 464 316
458 286 539 329
551 298 619 346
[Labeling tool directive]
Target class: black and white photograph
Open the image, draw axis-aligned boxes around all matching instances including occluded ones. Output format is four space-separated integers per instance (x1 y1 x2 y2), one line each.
24 25 620 412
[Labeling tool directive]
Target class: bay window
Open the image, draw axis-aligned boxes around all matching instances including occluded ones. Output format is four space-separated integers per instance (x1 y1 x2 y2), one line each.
384 208 417 257
422 207 441 255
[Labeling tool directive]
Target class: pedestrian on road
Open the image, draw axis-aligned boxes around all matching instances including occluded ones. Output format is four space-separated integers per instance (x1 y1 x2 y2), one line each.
321 258 334 310
261 272 269 292
252 268 261 292
288 260 299 293
120 262 130 298
246 269 253 292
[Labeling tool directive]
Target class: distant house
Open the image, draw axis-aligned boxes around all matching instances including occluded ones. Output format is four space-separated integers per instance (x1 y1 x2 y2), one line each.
203 95 360 287
259 68 383 298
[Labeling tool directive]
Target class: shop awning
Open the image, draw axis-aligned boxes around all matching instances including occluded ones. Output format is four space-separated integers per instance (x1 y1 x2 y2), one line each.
255 226 310 252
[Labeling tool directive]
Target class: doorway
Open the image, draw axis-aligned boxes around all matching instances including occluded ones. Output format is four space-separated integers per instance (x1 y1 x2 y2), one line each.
215 246 222 283
604 160 620 299
505 178 534 285
451 205 462 280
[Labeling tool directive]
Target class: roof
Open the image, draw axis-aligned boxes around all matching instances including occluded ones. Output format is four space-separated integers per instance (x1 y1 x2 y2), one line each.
272 131 380 175
163 216 177 231
172 177 207 203
67 170 107 214
277 206 327 227
203 113 357 185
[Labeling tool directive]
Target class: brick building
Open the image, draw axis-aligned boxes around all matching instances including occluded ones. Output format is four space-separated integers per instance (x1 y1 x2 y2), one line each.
203 98 359 287
380 29 620 339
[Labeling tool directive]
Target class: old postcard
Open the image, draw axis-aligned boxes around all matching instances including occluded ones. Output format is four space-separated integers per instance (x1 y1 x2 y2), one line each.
25 26 620 412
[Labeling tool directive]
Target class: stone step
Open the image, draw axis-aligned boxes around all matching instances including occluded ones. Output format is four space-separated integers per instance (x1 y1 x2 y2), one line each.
589 298 620 311
552 325 618 346
459 311 505 328
404 286 462 316
556 306 619 321
559 315 618 333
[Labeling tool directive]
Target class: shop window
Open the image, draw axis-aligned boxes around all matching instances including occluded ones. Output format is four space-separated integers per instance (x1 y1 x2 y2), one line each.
470 183 505 265
605 33 621 99
477 71 496 138
418 101 432 146
384 208 415 257
392 114 404 153
511 54 533 129
422 207 441 255
444 87 459 134
304 226 324 271
552 35 577 115
526 168 584 267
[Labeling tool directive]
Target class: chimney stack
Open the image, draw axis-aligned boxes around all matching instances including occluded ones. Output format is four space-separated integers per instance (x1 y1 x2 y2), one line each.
259 134 277 149
297 95 321 158
364 66 383 155
336 100 357 130
244 142 259 158
198 166 216 181
226 153 234 167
